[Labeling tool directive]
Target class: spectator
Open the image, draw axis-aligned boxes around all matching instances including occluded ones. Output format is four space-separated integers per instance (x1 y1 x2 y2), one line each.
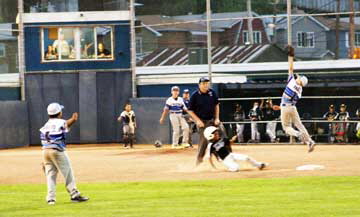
45 45 58 60
335 104 350 143
233 104 245 143
260 99 279 143
323 104 338 143
52 33 70 58
248 101 262 143
97 42 112 58
356 111 360 142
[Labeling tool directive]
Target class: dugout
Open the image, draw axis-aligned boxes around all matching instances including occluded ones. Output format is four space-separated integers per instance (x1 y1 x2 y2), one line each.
22 11 132 145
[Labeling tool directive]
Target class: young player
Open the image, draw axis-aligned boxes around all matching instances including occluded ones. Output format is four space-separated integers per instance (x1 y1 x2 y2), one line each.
248 101 262 143
260 99 279 143
159 86 190 149
203 126 268 172
281 46 315 152
117 103 136 148
40 102 89 205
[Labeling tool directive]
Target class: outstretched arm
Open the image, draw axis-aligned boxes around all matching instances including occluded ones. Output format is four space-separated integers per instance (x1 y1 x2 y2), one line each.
66 112 78 128
286 45 295 76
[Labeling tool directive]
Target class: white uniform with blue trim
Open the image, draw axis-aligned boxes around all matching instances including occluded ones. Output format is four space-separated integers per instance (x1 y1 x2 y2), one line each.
165 97 189 146
40 118 80 202
280 75 312 144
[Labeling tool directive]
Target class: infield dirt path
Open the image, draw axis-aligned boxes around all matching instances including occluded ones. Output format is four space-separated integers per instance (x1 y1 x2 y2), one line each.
1 144 359 184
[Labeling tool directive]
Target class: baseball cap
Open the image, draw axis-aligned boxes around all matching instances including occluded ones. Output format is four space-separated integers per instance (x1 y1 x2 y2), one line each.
329 104 334 108
171 86 179 91
47 102 64 115
340 103 346 107
300 76 308 87
199 77 210 83
183 89 189 93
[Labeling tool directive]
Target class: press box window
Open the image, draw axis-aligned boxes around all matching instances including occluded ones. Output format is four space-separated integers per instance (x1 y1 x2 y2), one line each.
42 26 114 61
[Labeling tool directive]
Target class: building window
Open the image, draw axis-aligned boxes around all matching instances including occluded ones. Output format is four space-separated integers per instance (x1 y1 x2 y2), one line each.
297 32 314 48
136 37 143 54
42 26 113 62
355 32 360 47
0 43 5 57
243 31 262 44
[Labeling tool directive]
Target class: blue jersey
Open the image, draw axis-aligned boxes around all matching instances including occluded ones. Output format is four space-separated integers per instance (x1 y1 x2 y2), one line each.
165 97 187 113
40 118 69 151
281 75 303 105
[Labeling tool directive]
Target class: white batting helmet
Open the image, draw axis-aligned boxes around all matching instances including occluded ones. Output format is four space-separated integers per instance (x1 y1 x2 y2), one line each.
203 126 218 141
300 76 308 87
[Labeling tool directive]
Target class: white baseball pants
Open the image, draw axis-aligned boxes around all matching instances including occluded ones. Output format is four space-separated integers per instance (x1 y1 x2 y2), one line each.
236 124 245 143
169 113 189 146
280 105 312 144
222 153 262 172
266 122 277 142
43 149 80 202
251 122 260 141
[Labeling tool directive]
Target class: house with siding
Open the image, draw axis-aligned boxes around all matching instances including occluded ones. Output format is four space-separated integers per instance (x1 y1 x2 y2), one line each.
276 15 360 60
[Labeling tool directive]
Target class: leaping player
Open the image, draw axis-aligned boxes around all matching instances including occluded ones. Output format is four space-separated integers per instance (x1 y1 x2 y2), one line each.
281 46 316 152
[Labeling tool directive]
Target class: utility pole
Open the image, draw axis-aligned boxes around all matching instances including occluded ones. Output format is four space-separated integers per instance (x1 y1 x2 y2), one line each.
17 0 25 101
335 0 340 59
206 0 212 84
247 0 254 44
129 0 137 98
349 0 355 58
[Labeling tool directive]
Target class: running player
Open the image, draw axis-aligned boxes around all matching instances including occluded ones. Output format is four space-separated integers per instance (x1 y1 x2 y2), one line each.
203 126 268 172
281 46 316 152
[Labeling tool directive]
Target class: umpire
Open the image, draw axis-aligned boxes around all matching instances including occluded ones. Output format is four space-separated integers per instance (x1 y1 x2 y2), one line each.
188 77 221 165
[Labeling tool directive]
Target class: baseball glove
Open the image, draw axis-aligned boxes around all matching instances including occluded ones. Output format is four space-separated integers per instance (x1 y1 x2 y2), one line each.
286 45 295 57
154 140 162 148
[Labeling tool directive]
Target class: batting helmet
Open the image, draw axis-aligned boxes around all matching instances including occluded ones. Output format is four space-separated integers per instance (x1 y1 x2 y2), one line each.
203 126 218 141
300 76 308 87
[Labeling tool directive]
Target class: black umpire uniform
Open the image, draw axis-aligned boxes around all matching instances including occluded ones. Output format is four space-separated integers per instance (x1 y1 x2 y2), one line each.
188 77 221 165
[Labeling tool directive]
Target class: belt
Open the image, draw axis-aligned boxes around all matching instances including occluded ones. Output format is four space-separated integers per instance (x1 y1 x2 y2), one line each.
169 112 182 114
281 103 295 106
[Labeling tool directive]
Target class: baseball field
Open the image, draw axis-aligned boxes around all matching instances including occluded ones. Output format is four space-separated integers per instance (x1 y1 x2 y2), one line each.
1 144 360 217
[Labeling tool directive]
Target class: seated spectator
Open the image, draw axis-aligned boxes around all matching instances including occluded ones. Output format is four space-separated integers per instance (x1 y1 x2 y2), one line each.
97 42 112 58
335 104 350 143
323 104 338 143
45 45 58 60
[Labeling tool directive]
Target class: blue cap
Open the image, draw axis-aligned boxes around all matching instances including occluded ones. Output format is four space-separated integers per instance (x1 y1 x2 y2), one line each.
199 77 210 83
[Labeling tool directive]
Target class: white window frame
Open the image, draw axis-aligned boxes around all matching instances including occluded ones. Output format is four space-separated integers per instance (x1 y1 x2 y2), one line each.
297 31 315 48
136 37 143 54
41 25 115 62
242 31 262 44
0 43 5 57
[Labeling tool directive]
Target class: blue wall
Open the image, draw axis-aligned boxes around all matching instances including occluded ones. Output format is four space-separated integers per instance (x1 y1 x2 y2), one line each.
24 21 130 71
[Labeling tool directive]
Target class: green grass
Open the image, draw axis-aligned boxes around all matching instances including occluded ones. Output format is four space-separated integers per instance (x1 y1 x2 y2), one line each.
0 176 360 217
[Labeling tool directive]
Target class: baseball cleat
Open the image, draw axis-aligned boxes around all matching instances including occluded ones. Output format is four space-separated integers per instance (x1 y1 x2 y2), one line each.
181 143 191 148
258 163 269 170
308 141 316 153
71 195 89 203
47 200 55 205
